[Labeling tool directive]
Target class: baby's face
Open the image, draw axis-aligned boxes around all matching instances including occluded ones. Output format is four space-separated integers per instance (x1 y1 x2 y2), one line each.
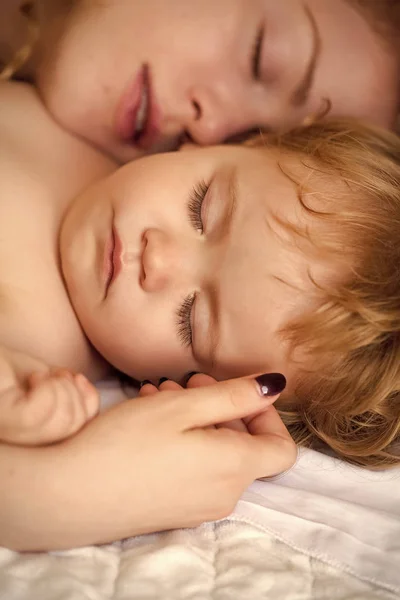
60 144 337 383
36 0 398 163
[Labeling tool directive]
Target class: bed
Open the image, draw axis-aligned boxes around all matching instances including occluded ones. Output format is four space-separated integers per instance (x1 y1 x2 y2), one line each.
0 379 398 600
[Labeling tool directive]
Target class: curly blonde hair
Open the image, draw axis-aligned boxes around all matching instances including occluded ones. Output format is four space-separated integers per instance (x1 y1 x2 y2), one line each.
248 120 400 469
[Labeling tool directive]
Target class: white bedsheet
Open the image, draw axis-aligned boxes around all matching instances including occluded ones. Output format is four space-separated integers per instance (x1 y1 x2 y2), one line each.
235 449 400 596
0 379 397 599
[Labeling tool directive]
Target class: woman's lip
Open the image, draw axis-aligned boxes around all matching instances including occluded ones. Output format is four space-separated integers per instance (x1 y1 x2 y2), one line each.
103 224 122 299
115 64 162 151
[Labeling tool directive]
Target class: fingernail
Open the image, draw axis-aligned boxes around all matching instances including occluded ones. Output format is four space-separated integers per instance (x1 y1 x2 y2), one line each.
255 373 286 397
158 377 169 385
139 380 152 389
184 372 199 385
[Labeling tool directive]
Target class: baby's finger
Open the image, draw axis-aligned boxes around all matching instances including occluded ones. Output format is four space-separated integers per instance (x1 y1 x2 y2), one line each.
26 370 48 390
15 373 97 445
74 374 99 420
50 368 76 382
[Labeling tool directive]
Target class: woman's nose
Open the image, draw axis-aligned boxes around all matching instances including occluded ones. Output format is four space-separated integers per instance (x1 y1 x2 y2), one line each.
140 228 196 292
186 81 257 146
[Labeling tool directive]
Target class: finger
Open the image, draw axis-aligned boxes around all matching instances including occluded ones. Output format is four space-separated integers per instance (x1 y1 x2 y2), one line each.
138 381 158 397
50 367 76 379
158 379 183 392
38 374 97 431
26 370 49 390
74 374 99 420
244 405 290 438
0 385 29 440
9 375 84 445
209 416 297 480
186 373 217 389
169 373 287 430
243 406 297 478
217 418 248 433
245 429 298 479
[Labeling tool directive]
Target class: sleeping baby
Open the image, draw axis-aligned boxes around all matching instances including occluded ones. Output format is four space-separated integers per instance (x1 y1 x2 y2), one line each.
0 80 399 550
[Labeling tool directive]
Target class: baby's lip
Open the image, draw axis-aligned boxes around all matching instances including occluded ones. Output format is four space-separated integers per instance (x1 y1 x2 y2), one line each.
115 64 162 152
111 226 123 285
103 221 123 299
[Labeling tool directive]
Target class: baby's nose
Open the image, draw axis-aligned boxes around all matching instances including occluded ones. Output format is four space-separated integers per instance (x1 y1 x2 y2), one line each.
141 228 188 292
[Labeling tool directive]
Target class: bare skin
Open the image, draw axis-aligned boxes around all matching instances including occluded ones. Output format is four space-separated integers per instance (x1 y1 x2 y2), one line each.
0 82 296 550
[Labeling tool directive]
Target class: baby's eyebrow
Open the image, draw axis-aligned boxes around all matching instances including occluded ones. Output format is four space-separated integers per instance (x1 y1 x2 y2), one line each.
227 168 238 231
202 167 239 370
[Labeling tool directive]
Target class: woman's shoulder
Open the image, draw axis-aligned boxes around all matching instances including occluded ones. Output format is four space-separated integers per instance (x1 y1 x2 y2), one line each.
0 81 68 166
0 80 45 125
0 81 116 189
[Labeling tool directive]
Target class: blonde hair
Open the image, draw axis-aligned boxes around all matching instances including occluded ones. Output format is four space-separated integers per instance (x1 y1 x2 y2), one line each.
249 120 400 469
0 3 39 81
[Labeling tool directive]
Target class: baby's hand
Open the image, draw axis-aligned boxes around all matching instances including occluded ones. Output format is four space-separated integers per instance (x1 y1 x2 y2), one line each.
0 369 99 446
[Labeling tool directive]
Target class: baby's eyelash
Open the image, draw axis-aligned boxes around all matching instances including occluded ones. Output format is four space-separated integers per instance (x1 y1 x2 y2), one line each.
176 293 196 347
188 180 209 233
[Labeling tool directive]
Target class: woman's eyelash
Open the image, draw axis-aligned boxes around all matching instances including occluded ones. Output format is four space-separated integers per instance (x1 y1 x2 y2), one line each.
188 180 209 233
252 24 264 80
176 293 196 347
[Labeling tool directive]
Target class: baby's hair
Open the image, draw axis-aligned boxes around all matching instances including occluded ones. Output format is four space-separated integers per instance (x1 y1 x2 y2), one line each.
249 120 400 469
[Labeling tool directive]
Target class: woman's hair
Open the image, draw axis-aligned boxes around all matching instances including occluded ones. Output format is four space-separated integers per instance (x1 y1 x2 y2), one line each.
349 0 400 54
0 3 38 81
0 0 76 81
2 0 400 82
249 120 400 469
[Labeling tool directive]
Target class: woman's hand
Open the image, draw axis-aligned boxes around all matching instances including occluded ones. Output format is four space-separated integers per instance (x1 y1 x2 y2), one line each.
140 373 286 435
80 372 294 539
1 372 295 551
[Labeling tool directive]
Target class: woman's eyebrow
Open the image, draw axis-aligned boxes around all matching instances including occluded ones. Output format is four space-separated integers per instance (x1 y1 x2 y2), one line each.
290 4 321 108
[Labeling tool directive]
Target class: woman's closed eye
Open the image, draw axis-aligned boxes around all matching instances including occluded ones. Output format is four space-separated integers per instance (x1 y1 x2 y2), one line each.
251 24 264 81
187 180 209 234
176 293 196 347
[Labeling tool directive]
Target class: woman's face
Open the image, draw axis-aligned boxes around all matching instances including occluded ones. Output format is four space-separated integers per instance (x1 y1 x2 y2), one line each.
60 144 340 384
36 0 399 163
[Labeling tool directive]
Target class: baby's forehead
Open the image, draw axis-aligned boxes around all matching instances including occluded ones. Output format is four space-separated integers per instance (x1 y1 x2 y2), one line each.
208 151 347 378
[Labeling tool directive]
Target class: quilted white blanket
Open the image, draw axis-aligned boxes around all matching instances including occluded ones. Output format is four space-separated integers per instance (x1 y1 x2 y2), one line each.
0 380 398 600
0 521 394 600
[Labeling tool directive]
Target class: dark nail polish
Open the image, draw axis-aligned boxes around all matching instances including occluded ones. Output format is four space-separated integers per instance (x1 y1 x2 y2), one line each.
158 377 169 385
139 380 152 389
184 371 199 385
255 373 286 397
